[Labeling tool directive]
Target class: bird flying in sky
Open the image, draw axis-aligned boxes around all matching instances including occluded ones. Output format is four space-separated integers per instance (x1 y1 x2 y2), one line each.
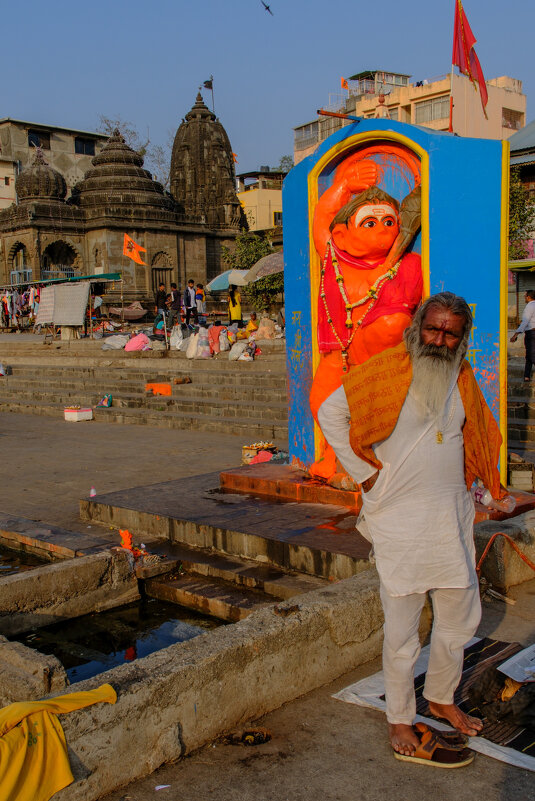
260 1 274 15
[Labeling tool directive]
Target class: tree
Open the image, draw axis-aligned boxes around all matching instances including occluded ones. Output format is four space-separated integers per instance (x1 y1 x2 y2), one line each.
221 230 273 272
278 155 294 173
221 230 282 311
509 167 535 260
244 271 284 313
97 115 172 190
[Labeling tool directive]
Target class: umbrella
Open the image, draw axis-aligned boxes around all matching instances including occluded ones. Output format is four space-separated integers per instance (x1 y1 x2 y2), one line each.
205 269 248 292
243 251 284 283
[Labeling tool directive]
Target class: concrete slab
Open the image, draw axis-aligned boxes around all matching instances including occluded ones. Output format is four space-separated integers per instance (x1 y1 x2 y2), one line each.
0 550 140 636
81 471 372 581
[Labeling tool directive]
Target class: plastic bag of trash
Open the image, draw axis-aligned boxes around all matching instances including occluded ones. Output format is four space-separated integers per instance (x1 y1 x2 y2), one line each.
219 329 230 352
254 317 276 339
186 332 199 359
229 341 248 361
170 327 183 350
196 327 211 359
101 335 129 350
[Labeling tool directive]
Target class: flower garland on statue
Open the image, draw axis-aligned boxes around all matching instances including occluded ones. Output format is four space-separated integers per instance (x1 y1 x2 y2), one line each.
320 240 401 372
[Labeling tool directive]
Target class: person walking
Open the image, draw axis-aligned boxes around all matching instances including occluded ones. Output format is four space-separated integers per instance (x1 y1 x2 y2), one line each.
510 289 535 382
154 282 167 317
318 292 505 768
196 283 207 324
183 279 198 328
167 282 181 328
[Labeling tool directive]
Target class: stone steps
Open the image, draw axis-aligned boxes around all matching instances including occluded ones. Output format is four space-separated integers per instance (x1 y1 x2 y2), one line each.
0 396 289 439
0 385 288 421
147 542 327 600
2 375 287 402
0 342 289 437
144 574 274 622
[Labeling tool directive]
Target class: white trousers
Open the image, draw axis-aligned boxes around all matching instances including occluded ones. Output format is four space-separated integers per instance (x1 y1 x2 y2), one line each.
380 582 481 725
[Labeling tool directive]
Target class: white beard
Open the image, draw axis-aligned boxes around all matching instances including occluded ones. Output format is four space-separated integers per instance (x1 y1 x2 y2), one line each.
408 342 462 420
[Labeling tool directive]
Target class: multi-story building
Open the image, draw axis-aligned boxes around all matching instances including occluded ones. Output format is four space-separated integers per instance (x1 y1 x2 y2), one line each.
294 68 526 164
0 157 16 210
236 169 284 235
0 119 109 206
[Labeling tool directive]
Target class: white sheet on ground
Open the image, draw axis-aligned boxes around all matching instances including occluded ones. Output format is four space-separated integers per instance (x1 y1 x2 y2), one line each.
332 638 535 772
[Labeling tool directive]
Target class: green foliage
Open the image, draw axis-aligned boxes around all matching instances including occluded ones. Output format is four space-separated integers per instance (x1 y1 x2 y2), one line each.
244 271 284 312
277 155 294 173
509 167 535 260
221 230 273 272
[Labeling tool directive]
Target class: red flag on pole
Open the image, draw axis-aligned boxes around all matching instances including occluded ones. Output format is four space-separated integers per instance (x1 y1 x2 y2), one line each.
123 233 147 266
452 0 488 117
341 77 349 90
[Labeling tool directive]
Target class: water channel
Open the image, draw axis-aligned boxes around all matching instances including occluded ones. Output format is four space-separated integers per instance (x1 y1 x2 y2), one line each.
15 597 224 684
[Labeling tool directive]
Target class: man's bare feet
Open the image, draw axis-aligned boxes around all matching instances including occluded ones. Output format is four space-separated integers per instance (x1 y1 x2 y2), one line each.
427 702 483 736
389 723 420 756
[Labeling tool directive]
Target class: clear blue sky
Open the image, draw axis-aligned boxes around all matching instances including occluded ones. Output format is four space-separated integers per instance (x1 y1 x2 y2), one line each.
2 0 533 174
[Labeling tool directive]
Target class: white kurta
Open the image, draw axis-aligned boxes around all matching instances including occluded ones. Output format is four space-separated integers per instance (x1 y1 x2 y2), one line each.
318 383 476 597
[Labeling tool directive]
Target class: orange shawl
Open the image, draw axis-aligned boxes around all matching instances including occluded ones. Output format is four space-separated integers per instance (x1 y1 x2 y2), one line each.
341 342 503 498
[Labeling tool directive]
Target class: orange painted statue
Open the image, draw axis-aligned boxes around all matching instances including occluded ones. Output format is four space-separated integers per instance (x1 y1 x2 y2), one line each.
309 154 423 479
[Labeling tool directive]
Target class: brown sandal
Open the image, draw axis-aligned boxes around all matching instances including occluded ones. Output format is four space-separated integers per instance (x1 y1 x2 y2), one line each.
394 724 474 768
414 722 468 749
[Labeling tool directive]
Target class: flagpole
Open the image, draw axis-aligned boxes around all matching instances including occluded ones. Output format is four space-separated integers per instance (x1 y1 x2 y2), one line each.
210 75 215 113
449 64 455 133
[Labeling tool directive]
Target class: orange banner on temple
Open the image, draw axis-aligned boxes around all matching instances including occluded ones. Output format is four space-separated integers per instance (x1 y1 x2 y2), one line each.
340 77 349 90
452 0 488 117
123 233 147 265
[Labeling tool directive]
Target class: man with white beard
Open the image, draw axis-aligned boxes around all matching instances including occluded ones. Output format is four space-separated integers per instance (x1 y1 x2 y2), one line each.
318 292 504 768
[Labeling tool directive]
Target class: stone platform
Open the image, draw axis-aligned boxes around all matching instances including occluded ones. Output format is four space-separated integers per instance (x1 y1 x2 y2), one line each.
81 468 372 581
81 463 535 589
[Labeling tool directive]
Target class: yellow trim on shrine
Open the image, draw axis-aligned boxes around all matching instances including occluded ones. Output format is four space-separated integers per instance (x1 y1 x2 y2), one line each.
499 140 510 484
306 129 430 459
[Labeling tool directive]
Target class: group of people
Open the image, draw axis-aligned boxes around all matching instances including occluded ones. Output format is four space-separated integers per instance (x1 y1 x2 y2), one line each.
154 280 247 331
154 279 207 330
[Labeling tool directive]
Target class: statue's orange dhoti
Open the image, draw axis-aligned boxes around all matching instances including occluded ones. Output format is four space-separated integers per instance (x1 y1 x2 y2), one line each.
309 154 423 479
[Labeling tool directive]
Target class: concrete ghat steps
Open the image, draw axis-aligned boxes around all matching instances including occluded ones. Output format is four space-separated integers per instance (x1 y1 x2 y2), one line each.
81 470 372 582
0 345 289 437
147 542 327 600
0 386 288 422
0 396 289 439
144 574 273 622
2 375 286 403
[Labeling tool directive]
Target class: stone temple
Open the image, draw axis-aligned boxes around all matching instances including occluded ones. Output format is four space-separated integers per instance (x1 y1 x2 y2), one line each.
0 93 246 302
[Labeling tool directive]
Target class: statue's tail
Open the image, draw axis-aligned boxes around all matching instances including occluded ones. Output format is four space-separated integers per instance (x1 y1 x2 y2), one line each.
383 185 421 270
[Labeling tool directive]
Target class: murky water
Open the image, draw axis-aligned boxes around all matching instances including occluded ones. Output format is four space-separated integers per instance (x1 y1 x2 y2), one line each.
0 547 44 575
16 598 223 684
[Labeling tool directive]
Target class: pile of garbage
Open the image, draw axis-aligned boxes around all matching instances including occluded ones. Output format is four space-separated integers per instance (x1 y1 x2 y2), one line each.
99 314 283 361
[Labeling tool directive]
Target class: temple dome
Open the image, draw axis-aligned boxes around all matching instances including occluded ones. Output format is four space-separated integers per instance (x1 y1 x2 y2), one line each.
170 93 244 229
16 149 67 202
70 129 174 211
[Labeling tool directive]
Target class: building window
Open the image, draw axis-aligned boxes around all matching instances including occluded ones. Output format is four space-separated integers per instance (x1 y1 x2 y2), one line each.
74 137 96 156
502 108 524 131
4 177 10 186
273 211 283 226
388 107 399 121
27 129 50 149
414 96 450 124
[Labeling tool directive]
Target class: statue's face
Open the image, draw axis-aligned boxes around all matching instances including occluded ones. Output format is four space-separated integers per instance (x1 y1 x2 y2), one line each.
332 202 399 259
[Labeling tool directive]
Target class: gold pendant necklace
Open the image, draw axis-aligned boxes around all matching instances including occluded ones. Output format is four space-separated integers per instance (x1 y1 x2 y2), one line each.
436 390 457 444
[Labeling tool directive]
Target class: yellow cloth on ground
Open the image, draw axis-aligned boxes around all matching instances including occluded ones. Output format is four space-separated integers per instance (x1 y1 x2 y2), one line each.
0 683 117 801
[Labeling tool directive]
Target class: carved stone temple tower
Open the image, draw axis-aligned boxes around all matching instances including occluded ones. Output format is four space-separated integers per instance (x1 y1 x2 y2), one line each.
170 93 245 230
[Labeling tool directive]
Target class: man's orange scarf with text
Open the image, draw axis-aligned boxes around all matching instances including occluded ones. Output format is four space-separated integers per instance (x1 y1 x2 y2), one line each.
342 342 503 498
